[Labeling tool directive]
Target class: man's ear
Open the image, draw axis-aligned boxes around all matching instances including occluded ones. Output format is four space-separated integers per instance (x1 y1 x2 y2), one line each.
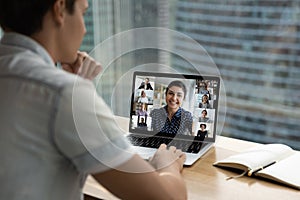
52 0 66 25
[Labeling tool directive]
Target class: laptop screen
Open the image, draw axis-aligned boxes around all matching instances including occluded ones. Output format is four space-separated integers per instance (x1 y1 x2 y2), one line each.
129 71 220 142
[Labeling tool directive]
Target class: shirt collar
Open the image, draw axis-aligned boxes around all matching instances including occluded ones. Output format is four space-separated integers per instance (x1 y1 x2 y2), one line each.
0 32 54 66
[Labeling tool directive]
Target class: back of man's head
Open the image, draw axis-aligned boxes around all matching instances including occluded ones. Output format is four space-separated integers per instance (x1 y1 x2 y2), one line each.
0 0 76 36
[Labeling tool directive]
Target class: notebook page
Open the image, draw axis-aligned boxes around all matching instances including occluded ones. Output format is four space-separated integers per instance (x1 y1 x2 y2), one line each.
215 144 293 171
257 152 300 189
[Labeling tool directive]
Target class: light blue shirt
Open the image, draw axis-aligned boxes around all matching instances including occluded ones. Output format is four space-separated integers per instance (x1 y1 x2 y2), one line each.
0 33 134 200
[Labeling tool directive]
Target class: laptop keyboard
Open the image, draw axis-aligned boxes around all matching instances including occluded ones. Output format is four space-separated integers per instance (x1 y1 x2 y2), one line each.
127 135 205 154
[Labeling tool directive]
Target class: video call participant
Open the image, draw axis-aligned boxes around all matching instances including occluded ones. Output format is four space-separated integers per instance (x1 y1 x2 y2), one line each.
137 90 149 103
196 124 208 141
0 1 187 199
137 103 148 117
199 94 211 109
199 81 211 100
138 77 153 90
150 80 193 135
138 117 148 127
199 109 210 122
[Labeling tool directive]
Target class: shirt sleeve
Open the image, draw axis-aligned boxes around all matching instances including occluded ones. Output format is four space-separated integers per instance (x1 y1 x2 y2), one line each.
53 79 134 174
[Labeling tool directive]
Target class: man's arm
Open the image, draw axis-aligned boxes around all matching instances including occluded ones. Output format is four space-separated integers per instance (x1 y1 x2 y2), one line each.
92 145 187 200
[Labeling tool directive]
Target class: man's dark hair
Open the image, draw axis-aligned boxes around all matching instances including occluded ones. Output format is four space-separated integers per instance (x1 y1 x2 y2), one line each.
0 0 76 36
165 80 187 99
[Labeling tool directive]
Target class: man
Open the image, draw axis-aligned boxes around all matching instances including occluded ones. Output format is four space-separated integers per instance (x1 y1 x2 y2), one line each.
0 0 187 200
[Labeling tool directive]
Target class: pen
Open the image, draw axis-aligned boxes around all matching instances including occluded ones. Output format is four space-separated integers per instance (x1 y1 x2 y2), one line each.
248 161 277 176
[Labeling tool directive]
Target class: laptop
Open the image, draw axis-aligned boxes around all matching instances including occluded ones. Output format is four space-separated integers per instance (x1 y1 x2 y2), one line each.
127 71 220 165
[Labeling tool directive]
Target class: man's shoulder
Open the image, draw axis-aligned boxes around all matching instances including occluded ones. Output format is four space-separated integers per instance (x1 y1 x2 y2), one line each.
2 63 90 98
0 35 89 91
37 67 87 89
2 63 77 90
17 65 87 91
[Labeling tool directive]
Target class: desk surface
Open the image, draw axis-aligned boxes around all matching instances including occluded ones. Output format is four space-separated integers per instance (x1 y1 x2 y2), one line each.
83 118 300 200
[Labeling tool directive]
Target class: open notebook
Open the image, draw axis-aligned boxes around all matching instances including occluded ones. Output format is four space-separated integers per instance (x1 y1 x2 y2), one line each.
213 144 300 190
126 71 220 165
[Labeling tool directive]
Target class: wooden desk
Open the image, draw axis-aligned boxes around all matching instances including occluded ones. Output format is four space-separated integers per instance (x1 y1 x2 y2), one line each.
83 118 300 199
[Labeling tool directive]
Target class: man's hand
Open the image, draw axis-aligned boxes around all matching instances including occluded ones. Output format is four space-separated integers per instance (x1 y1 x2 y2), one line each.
149 144 186 172
61 51 102 80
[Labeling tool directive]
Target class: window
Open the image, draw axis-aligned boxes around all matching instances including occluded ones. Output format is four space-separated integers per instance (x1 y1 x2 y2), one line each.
81 0 300 150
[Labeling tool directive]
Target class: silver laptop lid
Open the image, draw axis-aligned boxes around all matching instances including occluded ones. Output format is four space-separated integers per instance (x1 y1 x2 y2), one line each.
129 71 220 143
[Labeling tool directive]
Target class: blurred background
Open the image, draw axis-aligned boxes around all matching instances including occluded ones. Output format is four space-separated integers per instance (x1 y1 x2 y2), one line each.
82 0 300 150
